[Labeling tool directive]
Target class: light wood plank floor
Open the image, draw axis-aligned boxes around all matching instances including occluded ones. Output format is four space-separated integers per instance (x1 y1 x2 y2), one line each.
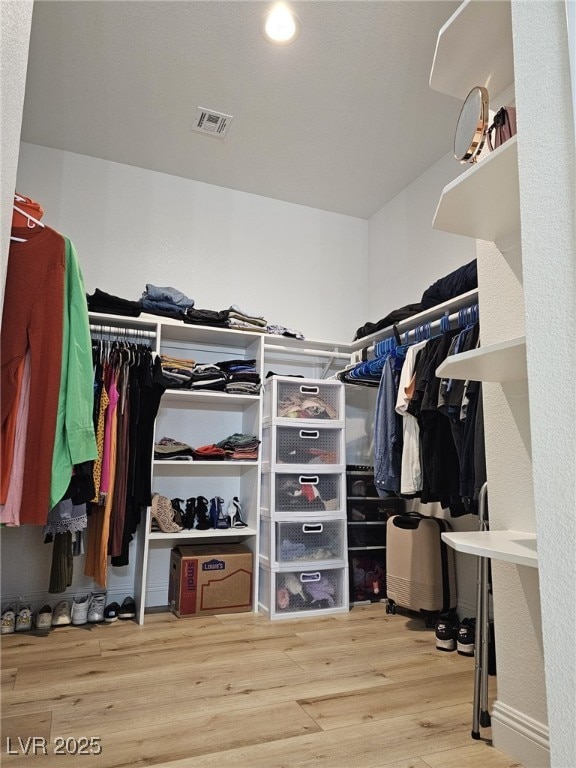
1 605 523 767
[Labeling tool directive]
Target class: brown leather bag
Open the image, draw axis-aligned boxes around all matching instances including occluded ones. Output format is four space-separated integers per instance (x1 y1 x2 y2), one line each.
487 106 517 151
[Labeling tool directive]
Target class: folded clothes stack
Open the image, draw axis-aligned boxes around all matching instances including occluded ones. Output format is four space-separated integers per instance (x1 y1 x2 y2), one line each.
161 354 197 389
154 437 195 460
227 305 268 333
141 284 194 321
216 433 261 461
216 359 261 395
188 363 227 391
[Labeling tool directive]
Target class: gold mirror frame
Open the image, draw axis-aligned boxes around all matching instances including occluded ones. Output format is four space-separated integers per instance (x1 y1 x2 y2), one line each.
454 86 489 163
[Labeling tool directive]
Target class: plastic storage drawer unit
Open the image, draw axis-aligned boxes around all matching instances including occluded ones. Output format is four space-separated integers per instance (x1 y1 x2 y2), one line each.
263 377 345 424
259 516 347 567
347 521 387 548
258 564 349 619
261 424 345 470
261 470 345 516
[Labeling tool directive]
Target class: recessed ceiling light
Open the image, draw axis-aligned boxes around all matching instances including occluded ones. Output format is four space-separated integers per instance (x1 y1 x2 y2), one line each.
262 3 301 45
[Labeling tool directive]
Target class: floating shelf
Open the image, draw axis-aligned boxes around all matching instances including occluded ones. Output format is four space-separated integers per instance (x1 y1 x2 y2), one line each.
153 460 259 476
442 530 538 568
148 527 256 541
436 335 526 383
429 0 514 100
433 137 520 246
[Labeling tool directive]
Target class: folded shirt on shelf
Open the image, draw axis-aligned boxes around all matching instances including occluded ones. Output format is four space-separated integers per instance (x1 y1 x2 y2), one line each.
154 437 195 460
86 288 142 317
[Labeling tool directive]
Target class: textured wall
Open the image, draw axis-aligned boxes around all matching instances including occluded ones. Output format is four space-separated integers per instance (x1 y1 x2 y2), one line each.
0 0 33 314
511 1 576 766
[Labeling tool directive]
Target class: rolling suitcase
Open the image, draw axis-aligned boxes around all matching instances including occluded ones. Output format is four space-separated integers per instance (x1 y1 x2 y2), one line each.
385 511 457 625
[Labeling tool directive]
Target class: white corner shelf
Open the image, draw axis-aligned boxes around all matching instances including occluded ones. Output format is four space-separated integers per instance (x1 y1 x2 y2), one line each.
442 530 538 568
436 335 526 383
433 137 520 246
429 0 514 100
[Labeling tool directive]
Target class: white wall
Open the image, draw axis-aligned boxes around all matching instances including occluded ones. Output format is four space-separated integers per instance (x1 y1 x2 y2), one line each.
16 142 368 342
0 0 33 314
367 151 476 323
512 2 576 767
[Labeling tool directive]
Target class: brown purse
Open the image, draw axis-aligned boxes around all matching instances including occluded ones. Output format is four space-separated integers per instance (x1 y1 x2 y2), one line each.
487 106 517 151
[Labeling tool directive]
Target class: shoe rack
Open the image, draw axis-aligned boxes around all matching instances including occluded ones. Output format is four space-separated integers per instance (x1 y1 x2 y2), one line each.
258 376 349 619
345 466 405 605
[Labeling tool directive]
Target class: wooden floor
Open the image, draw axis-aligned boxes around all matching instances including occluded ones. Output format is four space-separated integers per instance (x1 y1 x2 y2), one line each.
1 604 522 768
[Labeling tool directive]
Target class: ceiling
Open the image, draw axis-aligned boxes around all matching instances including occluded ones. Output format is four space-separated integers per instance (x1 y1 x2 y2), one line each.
21 0 462 219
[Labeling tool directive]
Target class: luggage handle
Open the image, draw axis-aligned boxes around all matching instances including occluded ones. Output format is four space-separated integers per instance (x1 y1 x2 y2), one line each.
300 385 319 395
299 475 319 485
392 512 424 530
299 430 319 440
300 571 321 583
302 523 323 534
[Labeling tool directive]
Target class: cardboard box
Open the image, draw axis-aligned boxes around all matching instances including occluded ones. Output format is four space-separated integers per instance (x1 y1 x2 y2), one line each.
169 544 253 618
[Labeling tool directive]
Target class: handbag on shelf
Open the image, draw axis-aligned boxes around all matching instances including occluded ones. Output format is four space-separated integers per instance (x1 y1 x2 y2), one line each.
487 106 517 151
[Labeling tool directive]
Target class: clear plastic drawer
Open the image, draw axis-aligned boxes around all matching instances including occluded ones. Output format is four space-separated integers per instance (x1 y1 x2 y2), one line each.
262 425 345 470
258 564 349 619
261 471 345 517
263 377 344 423
260 516 347 567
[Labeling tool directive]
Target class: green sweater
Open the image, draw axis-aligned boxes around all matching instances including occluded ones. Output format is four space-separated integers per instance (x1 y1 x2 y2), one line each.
50 238 98 509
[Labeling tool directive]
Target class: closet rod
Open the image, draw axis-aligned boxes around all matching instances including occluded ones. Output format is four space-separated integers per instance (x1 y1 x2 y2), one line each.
90 324 156 339
349 288 479 354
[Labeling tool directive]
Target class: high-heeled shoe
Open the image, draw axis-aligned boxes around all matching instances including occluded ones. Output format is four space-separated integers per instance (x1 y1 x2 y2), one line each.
184 497 197 529
229 496 248 528
210 496 228 529
151 493 183 533
195 496 211 530
171 498 185 527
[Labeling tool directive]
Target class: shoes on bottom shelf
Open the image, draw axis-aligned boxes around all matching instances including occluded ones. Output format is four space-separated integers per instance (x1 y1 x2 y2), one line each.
35 605 53 630
1 605 16 634
71 594 91 625
52 600 72 626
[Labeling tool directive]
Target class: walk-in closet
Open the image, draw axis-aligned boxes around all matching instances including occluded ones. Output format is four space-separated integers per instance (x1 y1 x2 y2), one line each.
1 2 574 767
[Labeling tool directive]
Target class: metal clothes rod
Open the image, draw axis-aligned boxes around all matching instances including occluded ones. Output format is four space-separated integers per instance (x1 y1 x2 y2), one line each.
90 324 156 339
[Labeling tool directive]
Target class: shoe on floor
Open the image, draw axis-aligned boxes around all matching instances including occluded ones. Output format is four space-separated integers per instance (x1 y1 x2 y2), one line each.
457 617 476 656
35 605 53 630
104 602 121 623
434 613 459 652
15 604 33 632
87 593 106 623
118 597 136 620
71 594 91 625
51 600 72 626
1 605 16 634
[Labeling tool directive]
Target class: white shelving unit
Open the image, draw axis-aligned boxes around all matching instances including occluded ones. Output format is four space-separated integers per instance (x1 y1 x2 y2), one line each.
436 335 526 383
441 531 537 569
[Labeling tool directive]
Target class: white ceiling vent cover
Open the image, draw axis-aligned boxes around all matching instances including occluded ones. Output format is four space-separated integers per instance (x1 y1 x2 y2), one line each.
192 107 233 138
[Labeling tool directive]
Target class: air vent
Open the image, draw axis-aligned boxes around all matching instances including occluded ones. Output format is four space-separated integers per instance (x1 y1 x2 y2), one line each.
192 107 233 138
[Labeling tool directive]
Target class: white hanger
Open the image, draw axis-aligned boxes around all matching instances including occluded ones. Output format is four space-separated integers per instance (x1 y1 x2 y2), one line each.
11 197 46 242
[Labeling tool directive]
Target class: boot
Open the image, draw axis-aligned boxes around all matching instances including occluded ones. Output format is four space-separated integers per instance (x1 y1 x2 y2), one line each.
184 497 197 529
195 496 211 530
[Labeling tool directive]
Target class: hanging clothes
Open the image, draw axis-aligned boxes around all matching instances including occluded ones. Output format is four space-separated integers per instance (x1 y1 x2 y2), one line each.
1 226 65 524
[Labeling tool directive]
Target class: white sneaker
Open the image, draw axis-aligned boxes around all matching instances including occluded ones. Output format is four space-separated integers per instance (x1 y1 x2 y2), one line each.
15 604 33 632
1 605 16 634
51 600 72 626
35 605 53 630
87 593 106 623
71 594 90 625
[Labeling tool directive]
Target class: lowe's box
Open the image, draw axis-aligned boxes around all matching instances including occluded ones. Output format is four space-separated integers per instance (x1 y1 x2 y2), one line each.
169 544 253 618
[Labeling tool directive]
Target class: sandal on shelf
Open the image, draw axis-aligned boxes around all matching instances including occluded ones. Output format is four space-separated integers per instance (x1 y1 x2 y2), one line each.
184 497 197 529
210 496 229 529
228 497 248 528
151 494 183 533
171 498 185 527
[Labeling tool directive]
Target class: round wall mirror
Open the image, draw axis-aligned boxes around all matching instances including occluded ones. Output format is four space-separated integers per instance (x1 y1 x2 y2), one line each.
454 86 489 163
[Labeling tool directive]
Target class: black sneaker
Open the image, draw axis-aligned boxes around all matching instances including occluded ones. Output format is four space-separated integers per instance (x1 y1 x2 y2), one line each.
457 618 476 656
118 597 136 620
104 602 121 623
435 614 459 652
